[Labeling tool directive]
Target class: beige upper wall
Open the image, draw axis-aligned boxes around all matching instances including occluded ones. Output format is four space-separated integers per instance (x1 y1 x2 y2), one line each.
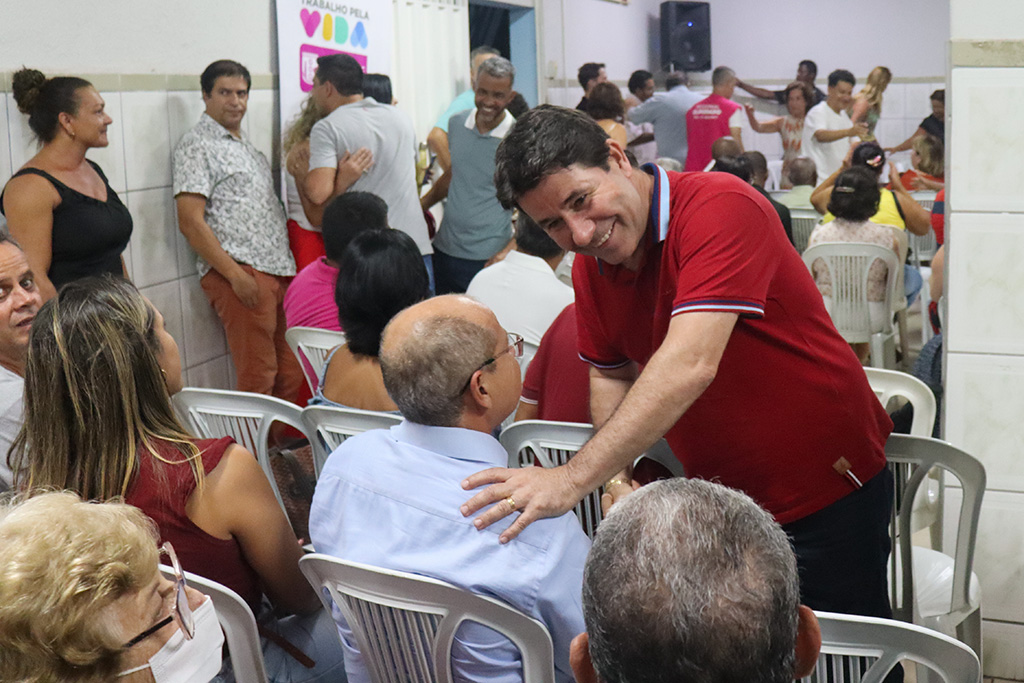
0 2 277 75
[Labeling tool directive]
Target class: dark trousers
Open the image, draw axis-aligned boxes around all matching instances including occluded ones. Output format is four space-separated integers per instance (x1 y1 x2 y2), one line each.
432 249 487 295
784 467 902 682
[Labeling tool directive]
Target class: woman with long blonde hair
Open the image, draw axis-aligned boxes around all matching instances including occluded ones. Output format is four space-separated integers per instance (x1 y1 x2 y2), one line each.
10 276 344 682
850 66 892 139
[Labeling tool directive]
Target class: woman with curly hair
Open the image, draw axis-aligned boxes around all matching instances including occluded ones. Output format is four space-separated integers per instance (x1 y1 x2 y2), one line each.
744 81 814 187
586 82 629 147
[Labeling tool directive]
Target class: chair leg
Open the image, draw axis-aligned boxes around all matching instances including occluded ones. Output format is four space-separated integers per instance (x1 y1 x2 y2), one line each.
956 607 983 660
895 310 910 370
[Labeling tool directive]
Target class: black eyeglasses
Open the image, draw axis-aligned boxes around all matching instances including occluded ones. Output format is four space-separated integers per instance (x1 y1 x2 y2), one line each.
123 542 194 649
460 332 524 394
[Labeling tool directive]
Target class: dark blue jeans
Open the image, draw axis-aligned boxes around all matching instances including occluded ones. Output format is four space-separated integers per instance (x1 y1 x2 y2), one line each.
432 249 487 295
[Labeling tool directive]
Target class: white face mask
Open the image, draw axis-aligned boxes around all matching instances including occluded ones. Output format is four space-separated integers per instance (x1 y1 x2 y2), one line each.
119 597 224 682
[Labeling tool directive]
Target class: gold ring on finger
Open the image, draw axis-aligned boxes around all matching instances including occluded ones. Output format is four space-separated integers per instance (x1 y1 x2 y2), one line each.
505 496 517 511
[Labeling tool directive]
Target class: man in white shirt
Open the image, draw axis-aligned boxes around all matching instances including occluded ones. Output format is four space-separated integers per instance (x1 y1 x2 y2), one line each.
466 212 574 347
0 235 42 489
802 70 868 179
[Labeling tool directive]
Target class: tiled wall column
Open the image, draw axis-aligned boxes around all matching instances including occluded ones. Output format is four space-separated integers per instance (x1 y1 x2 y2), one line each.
1 73 279 391
943 46 1024 682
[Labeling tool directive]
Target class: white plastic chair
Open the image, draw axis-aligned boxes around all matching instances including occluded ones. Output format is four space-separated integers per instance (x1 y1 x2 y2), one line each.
499 420 683 539
801 611 981 683
301 405 403 478
885 434 985 658
173 388 309 517
865 368 943 546
299 554 556 683
790 208 821 253
160 565 269 683
909 190 938 213
285 327 347 393
803 242 901 369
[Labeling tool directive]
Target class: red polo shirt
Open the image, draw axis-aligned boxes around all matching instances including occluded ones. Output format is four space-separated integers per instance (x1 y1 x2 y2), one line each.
574 166 891 524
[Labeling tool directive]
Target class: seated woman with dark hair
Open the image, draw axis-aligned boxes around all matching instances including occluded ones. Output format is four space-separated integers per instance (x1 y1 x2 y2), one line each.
312 229 430 411
807 166 900 362
10 277 344 682
0 491 219 683
585 82 628 147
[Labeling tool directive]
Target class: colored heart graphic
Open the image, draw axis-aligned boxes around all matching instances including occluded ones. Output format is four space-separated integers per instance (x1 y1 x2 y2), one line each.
300 9 321 37
351 21 368 49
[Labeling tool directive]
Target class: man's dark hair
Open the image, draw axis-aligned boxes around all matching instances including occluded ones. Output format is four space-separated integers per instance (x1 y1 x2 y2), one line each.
586 82 624 121
515 212 563 260
494 105 611 210
665 71 687 90
787 157 817 187
930 89 945 104
741 151 768 186
577 63 605 90
335 229 429 357
828 166 881 222
713 155 752 183
363 73 392 104
316 54 363 95
799 59 818 78
507 93 530 119
200 60 251 95
322 192 388 263
827 69 855 88
628 70 653 94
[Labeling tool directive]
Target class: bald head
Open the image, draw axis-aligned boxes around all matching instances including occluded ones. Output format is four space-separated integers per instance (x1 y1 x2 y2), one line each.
381 295 513 428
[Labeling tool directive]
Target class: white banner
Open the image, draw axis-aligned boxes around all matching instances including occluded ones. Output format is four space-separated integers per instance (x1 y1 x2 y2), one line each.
276 0 393 143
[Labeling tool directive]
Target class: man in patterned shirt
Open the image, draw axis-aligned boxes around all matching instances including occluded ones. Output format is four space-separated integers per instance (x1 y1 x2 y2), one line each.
173 59 302 401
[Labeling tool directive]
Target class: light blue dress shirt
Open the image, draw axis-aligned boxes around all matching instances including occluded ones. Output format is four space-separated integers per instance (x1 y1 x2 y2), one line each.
435 90 476 132
309 421 590 683
628 84 705 165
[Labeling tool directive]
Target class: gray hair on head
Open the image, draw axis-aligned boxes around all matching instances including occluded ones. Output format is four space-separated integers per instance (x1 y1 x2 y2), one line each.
477 56 516 87
712 66 736 86
379 312 497 427
583 478 801 683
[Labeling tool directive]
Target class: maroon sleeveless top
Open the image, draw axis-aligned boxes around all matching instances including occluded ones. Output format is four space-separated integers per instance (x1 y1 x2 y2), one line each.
125 437 263 611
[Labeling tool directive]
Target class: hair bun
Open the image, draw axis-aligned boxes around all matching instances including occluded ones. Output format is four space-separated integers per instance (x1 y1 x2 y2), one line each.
12 68 47 115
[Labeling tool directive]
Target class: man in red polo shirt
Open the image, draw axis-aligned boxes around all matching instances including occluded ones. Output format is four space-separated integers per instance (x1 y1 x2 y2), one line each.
463 105 895 622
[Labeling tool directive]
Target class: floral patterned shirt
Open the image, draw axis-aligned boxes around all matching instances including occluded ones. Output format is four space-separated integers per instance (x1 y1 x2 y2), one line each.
173 113 295 277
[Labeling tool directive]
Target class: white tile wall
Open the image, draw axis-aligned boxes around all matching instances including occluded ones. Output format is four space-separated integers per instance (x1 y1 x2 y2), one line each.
1 82 239 392
950 68 1024 213
121 91 172 190
945 213 1024 356
982 620 1024 681
945 353 1024 492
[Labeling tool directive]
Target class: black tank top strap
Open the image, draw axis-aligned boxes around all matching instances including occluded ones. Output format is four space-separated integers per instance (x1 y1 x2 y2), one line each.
7 167 73 201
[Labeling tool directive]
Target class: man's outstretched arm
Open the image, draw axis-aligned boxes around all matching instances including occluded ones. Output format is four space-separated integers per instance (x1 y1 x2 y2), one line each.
460 310 738 543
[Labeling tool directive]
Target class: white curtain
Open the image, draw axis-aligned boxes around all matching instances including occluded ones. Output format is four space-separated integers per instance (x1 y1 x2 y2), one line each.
392 0 470 141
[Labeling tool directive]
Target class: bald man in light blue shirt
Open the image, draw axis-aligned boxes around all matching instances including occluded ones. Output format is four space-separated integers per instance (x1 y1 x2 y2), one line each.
310 295 589 683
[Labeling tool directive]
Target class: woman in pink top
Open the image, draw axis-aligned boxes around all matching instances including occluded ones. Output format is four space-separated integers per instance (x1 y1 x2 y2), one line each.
744 81 814 188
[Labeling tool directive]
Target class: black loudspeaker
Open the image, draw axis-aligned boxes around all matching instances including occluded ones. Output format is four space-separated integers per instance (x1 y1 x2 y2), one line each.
660 2 711 72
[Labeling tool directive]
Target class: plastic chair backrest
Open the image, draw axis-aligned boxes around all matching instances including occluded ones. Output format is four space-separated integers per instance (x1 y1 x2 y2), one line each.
909 190 937 212
499 420 683 539
299 554 556 683
864 368 936 438
173 388 308 515
802 242 900 344
790 208 821 253
884 434 986 625
301 405 404 477
909 229 939 267
285 327 347 393
159 565 269 683
801 611 981 683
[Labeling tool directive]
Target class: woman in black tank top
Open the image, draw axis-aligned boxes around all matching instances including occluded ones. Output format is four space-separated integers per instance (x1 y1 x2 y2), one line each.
0 68 132 300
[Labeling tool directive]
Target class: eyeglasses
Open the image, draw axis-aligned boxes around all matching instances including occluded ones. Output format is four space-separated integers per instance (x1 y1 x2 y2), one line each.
460 332 524 394
123 542 195 649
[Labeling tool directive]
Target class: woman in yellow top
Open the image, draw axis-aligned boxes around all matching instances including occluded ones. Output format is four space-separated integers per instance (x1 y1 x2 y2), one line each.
586 82 629 147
